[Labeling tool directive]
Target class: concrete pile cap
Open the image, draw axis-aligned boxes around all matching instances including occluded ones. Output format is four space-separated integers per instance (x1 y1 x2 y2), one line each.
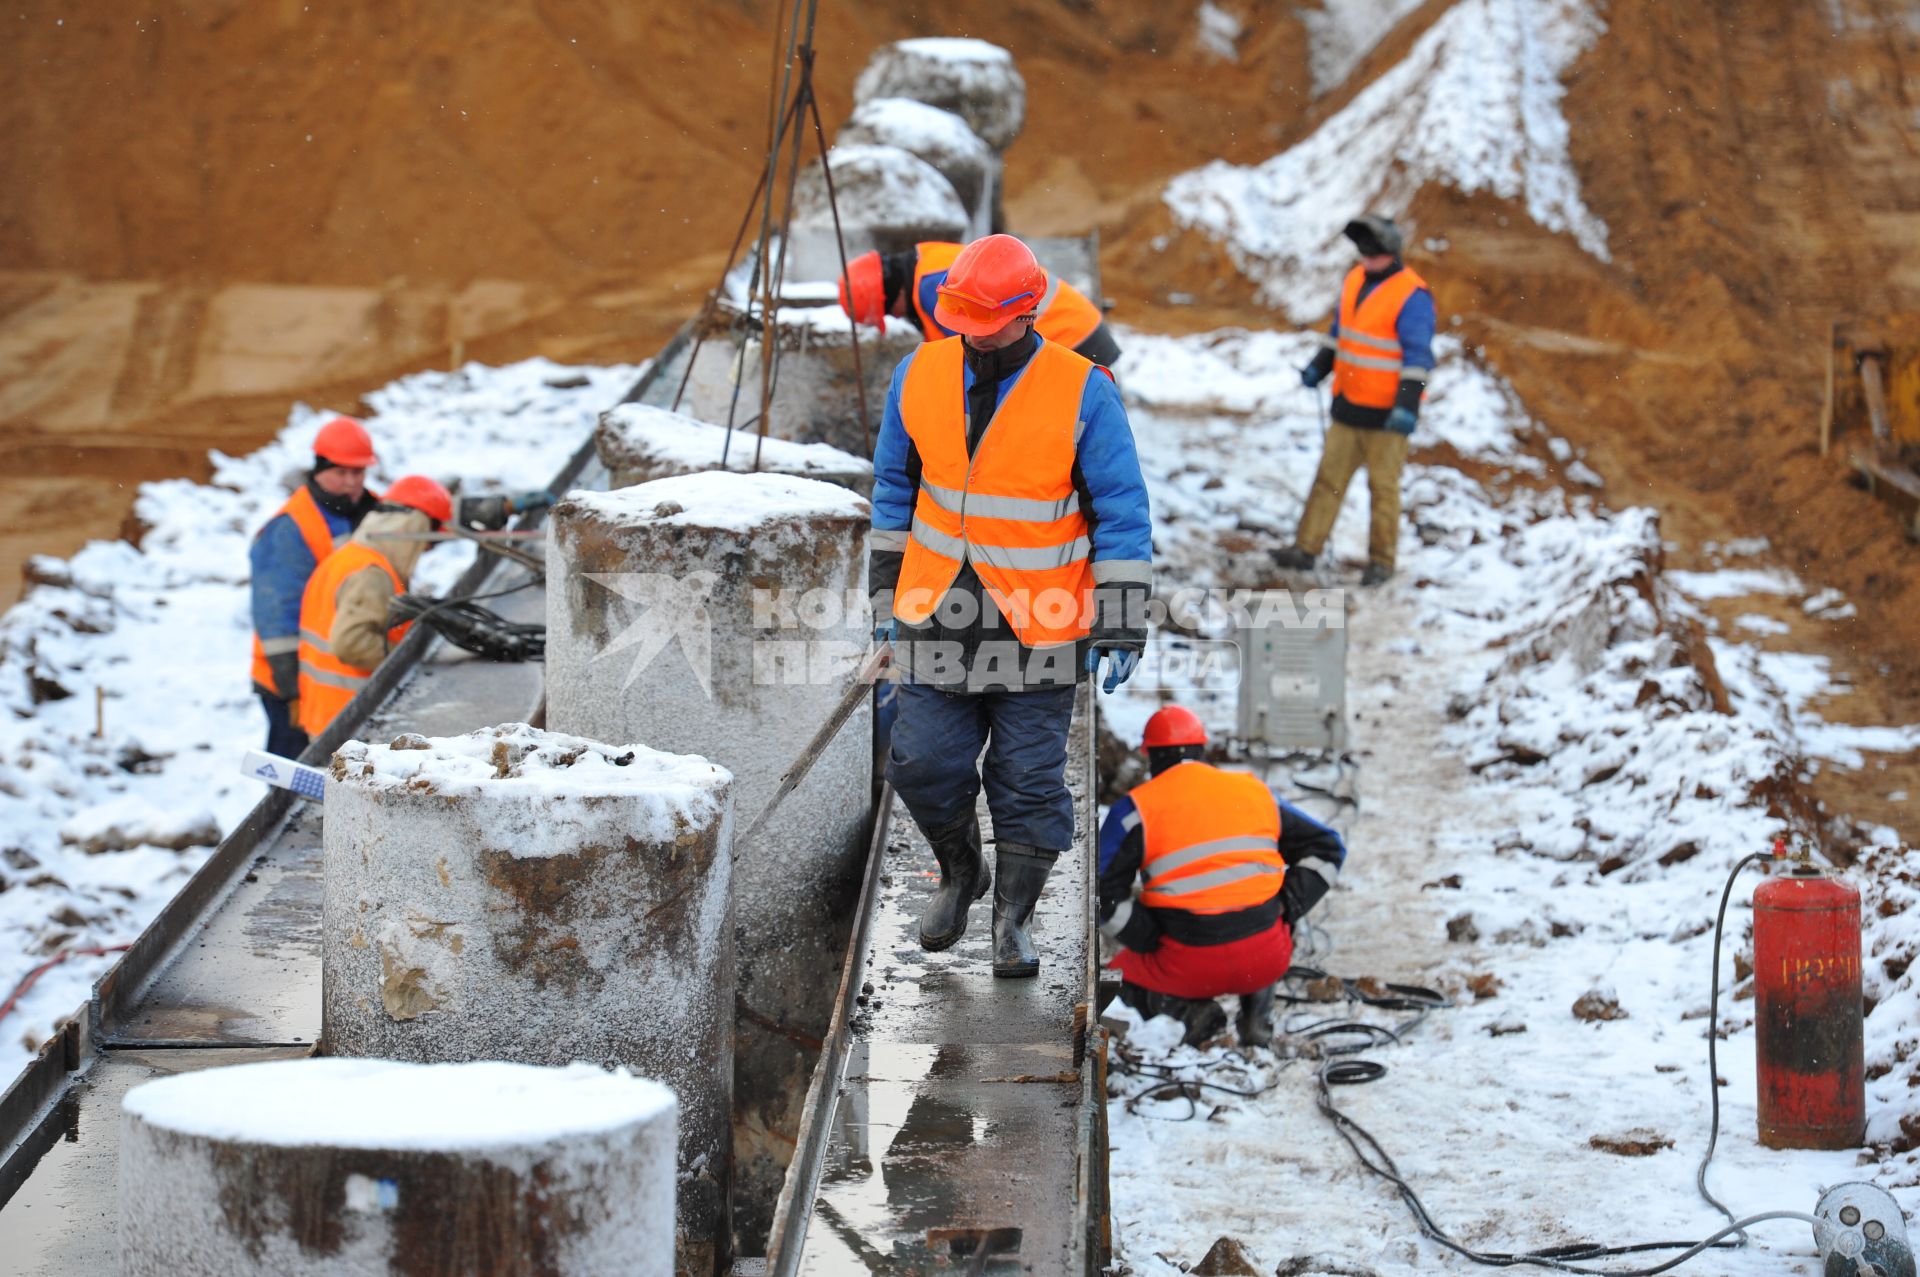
853 38 1026 150
562 470 870 534
838 97 991 206
596 404 871 480
791 143 967 233
123 1058 675 1151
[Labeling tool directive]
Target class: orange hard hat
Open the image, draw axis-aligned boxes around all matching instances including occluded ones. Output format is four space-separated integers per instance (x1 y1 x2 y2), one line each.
1142 705 1207 749
839 251 888 328
934 234 1047 337
383 474 453 524
312 415 376 468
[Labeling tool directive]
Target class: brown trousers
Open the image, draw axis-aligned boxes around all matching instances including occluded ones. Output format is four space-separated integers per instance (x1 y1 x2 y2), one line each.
1293 423 1409 570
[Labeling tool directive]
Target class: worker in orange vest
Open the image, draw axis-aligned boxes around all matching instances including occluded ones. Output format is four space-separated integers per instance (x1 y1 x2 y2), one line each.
294 475 452 739
1272 213 1436 587
1097 705 1348 1047
840 241 1121 367
248 416 381 757
870 234 1152 979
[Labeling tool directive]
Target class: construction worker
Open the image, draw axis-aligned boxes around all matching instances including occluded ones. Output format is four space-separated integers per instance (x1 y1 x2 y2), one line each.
295 475 452 738
840 241 1122 367
870 233 1152 979
1097 705 1347 1047
249 415 380 757
1272 214 1436 586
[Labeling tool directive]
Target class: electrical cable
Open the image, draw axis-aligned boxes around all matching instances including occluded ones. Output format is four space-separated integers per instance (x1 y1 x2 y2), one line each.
1699 850 1770 1237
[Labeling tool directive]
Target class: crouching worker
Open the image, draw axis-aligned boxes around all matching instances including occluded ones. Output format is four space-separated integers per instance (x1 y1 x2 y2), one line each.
295 475 453 739
1097 705 1347 1047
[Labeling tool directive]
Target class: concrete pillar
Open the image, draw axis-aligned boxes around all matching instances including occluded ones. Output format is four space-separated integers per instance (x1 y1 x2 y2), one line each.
786 142 968 282
545 473 872 1250
836 98 994 239
120 1057 675 1277
677 306 919 466
319 724 733 1276
596 403 873 496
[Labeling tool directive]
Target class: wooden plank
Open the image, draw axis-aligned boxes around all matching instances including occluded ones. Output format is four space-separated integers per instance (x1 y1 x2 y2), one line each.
1820 321 1837 457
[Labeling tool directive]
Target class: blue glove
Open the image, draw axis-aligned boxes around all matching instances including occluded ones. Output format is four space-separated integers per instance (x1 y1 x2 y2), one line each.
873 619 898 645
509 489 556 514
1300 364 1326 390
1084 645 1139 694
1384 406 1417 435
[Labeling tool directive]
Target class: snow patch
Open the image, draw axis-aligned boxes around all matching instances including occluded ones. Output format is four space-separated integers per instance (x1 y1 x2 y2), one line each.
565 470 870 534
1298 0 1426 95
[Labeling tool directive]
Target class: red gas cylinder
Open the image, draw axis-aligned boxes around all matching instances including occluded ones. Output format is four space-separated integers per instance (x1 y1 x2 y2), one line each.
1753 861 1865 1149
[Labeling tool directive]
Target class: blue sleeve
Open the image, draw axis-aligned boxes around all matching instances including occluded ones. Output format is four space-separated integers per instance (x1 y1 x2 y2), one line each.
1396 288 1436 370
1097 795 1139 877
249 515 318 640
870 354 917 534
1074 371 1153 572
1277 801 1347 870
916 270 957 338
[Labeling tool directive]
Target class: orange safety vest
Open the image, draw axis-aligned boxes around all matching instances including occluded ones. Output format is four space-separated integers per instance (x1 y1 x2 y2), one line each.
910 240 1105 351
1330 263 1429 411
1131 762 1285 914
295 541 410 736
893 337 1095 647
249 486 344 694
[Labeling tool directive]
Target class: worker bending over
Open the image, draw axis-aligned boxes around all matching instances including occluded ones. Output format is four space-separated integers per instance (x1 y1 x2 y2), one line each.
841 240 1122 367
295 476 453 738
1272 213 1435 587
1098 705 1347 1046
870 233 1152 979
249 416 381 757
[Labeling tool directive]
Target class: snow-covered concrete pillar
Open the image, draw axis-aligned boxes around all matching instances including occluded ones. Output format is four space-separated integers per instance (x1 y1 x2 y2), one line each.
545 473 872 1246
787 142 969 279
319 724 734 1276
835 98 995 239
596 403 874 496
120 1058 675 1277
852 38 1026 234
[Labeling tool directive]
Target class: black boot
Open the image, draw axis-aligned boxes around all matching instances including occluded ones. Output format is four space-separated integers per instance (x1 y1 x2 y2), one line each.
990 843 1058 979
919 815 989 952
1236 984 1276 1048
1119 982 1227 1046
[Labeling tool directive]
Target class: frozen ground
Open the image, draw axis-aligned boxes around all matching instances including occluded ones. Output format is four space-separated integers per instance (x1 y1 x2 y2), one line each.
1101 327 1918 1275
0 358 638 1076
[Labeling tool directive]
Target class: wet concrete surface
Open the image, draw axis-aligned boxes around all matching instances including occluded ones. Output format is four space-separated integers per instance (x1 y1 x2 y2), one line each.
799 685 1094 1276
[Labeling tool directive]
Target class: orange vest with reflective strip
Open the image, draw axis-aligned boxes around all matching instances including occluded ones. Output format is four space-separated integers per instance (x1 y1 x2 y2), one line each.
911 240 1105 351
1131 762 1285 915
893 337 1095 647
1330 263 1428 410
250 486 342 693
295 541 410 736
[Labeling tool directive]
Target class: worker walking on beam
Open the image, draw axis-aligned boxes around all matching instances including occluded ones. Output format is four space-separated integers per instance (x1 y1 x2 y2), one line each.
1272 214 1436 587
295 475 453 739
840 240 1122 367
870 233 1153 979
1098 705 1347 1047
248 416 381 758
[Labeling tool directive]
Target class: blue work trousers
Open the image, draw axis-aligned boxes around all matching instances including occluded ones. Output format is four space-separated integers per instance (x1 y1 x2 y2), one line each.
886 682 1076 851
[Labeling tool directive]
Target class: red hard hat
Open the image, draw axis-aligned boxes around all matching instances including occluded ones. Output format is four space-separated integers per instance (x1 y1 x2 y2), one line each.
313 415 376 468
1142 705 1207 749
383 474 453 523
839 250 887 328
934 234 1047 336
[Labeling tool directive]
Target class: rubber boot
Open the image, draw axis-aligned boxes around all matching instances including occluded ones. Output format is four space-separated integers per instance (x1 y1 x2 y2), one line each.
1236 984 1276 1048
1119 982 1227 1046
990 843 1058 979
918 814 988 952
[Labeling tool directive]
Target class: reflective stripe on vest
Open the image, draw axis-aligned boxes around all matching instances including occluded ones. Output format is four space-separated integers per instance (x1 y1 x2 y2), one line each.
913 240 1104 351
249 486 345 693
893 337 1095 646
295 541 409 736
1130 762 1285 915
1330 263 1428 411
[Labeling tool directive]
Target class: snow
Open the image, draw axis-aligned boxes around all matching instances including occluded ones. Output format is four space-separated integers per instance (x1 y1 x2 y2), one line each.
790 144 968 233
564 470 869 534
123 1057 674 1151
0 357 638 1076
1165 0 1610 320
1298 0 1426 95
597 403 870 483
1103 322 1918 1274
1668 567 1805 600
1194 2 1245 62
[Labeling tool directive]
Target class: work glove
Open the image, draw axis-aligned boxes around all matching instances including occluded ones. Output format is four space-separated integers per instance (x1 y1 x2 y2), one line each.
1084 645 1140 694
1300 364 1326 390
1384 406 1418 435
508 489 556 515
285 697 300 728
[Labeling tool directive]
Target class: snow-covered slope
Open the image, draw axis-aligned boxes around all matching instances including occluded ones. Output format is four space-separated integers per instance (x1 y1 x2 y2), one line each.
1298 0 1427 96
0 358 638 1074
1166 0 1610 320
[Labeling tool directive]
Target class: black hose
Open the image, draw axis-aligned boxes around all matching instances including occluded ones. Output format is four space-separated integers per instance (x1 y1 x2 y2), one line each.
1699 851 1769 1237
